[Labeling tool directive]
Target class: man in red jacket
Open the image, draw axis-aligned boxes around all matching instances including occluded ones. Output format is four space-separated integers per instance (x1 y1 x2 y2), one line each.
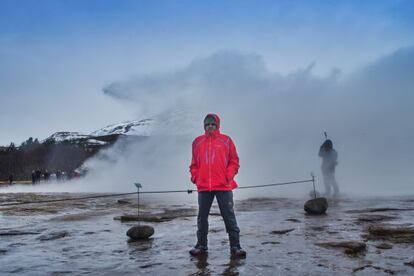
189 114 246 258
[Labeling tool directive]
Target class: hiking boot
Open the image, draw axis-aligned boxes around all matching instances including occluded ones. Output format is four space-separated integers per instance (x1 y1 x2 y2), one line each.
189 244 208 256
230 246 246 258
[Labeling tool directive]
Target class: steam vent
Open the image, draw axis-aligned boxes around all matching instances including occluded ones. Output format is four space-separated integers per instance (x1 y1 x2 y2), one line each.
127 225 155 240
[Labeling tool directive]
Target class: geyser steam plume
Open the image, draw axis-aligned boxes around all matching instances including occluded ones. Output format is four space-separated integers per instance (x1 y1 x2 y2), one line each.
5 49 413 197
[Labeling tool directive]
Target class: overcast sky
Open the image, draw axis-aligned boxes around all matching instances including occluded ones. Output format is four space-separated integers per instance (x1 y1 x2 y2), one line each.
1 0 414 145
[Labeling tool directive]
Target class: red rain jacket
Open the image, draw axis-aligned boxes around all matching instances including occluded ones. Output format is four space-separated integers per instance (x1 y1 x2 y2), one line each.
190 114 240 192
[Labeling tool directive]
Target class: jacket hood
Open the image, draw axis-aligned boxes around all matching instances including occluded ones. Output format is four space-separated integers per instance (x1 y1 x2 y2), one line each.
208 113 220 129
204 113 221 135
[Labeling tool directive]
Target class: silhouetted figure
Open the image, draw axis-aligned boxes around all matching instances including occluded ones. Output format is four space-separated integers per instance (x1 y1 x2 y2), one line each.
31 171 36 184
8 174 13 184
61 171 67 181
319 139 339 197
44 170 50 181
56 170 62 181
35 169 42 183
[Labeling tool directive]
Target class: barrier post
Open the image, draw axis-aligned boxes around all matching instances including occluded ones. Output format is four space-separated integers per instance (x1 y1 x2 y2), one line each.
311 173 316 199
134 183 142 225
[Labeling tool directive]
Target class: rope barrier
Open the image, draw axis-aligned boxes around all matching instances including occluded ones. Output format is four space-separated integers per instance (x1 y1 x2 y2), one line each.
0 178 314 207
0 192 138 207
237 179 313 189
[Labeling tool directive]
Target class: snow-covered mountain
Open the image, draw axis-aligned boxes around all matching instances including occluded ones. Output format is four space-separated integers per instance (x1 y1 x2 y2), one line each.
90 119 153 137
42 119 154 145
42 132 91 143
42 132 109 146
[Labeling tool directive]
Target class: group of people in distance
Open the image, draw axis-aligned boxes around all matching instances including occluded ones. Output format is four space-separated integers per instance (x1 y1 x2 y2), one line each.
31 169 67 184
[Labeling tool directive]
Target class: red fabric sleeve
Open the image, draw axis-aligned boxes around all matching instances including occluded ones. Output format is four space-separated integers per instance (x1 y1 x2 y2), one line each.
226 138 240 180
189 140 198 183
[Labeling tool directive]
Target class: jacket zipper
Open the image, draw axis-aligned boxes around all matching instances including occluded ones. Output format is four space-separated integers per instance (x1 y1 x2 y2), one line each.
209 137 211 191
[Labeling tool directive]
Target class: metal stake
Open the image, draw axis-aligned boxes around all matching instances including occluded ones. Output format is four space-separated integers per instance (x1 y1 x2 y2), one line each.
311 173 316 199
135 183 142 225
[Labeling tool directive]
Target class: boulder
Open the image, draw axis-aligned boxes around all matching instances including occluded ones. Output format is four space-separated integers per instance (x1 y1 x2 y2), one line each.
304 197 328 215
127 225 154 240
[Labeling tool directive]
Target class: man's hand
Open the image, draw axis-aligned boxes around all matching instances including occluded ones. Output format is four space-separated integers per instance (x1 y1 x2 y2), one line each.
226 173 234 183
191 175 197 184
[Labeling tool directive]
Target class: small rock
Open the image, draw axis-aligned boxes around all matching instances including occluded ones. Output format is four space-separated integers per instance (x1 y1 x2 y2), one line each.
270 228 295 235
316 241 366 255
304 197 328 215
404 260 414 268
117 199 131 204
139 262 163 269
375 243 393 249
37 231 69 241
286 218 301 223
0 249 7 255
127 225 154 240
261 241 280 245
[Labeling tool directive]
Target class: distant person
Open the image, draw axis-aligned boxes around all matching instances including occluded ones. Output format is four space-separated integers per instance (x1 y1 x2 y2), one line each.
56 170 62 181
319 139 339 197
50 172 57 181
31 171 36 184
8 174 13 184
189 114 246 258
35 169 42 183
44 170 50 181
61 171 67 181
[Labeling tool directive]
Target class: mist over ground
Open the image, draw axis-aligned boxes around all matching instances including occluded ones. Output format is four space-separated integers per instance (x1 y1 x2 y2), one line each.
4 47 413 198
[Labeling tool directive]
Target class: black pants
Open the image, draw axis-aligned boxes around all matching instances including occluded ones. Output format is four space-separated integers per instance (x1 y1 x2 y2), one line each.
196 191 240 248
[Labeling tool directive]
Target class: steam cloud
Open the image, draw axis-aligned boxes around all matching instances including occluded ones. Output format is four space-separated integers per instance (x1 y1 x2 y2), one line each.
6 48 414 198
99 47 414 197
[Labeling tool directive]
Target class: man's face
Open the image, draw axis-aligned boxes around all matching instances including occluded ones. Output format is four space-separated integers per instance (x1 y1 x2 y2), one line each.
204 121 217 133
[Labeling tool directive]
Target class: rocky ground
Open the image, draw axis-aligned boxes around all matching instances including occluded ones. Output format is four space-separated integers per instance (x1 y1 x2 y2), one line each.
0 193 413 275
